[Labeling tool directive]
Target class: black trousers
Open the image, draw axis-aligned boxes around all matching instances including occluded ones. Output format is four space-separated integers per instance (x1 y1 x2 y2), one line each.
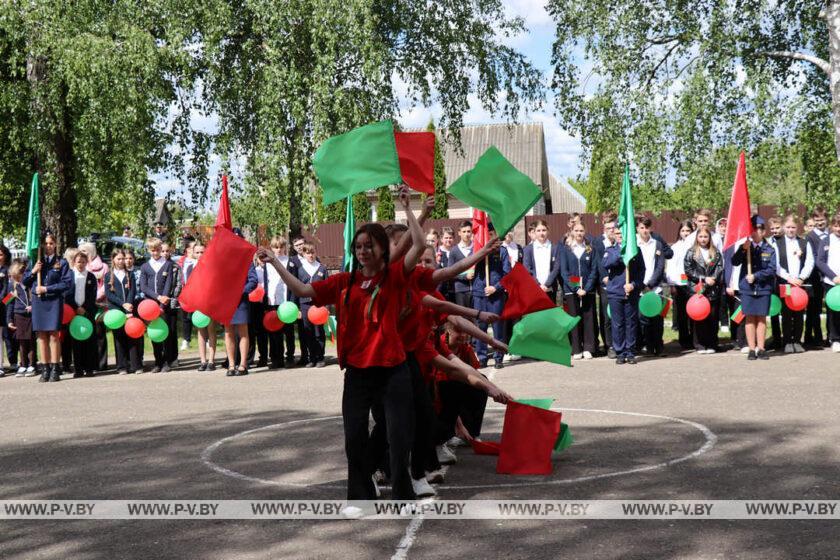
343 363 414 500
598 285 612 351
639 314 664 354
113 326 143 372
769 314 782 350
152 308 178 366
827 306 840 343
781 306 805 345
805 280 824 345
407 355 439 479
673 288 693 349
434 378 489 444
564 293 597 354
692 298 720 350
454 291 473 310
70 313 98 373
4 322 18 366
179 308 193 343
300 304 326 363
267 307 296 366
247 301 267 363
296 319 308 362
95 321 108 370
726 294 747 348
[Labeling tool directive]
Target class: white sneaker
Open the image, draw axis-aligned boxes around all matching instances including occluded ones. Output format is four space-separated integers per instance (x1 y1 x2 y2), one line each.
446 436 467 448
832 342 840 353
17 366 25 375
706 348 716 354
582 351 593 360
180 340 189 350
425 469 445 484
412 477 437 498
740 346 751 354
436 444 457 465
341 506 364 519
509 354 521 361
572 353 583 360
24 367 36 377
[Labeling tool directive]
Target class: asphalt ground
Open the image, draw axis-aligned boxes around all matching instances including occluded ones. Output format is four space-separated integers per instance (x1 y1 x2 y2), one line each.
1 345 839 559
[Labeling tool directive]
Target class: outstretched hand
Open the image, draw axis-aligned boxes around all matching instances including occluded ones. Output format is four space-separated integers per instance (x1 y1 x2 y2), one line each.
398 186 411 208
255 248 274 264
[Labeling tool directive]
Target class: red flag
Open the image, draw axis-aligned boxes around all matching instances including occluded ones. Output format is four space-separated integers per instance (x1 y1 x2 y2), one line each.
660 297 672 318
723 152 751 250
394 132 435 195
215 175 232 230
499 263 556 320
178 227 256 324
471 439 501 456
496 401 562 475
472 208 489 252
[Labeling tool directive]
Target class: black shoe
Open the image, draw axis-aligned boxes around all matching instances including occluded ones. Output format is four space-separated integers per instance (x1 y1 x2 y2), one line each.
73 371 83 378
270 362 283 370
607 348 617 359
494 362 504 370
285 357 295 367
305 362 315 368
50 364 62 382
295 358 308 367
747 350 757 361
315 361 326 368
616 356 626 365
170 359 180 368
256 359 268 368
226 368 236 377
236 367 249 376
478 360 488 368
161 364 171 373
38 365 50 383
198 362 207 372
207 362 216 371
757 349 769 360
626 356 638 365
152 366 162 373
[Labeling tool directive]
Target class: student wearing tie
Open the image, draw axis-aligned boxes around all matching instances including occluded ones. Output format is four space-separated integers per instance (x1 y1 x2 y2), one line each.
447 220 476 309
816 213 840 353
602 228 646 364
67 250 98 378
289 235 309 366
805 207 829 347
560 221 598 359
593 211 618 357
776 214 814 353
522 220 560 304
636 217 667 356
140 238 178 372
732 215 776 360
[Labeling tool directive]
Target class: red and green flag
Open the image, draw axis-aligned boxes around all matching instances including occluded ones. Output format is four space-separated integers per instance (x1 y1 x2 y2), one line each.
508 307 579 366
731 305 745 324
499 264 555 320
678 274 688 286
780 284 791 298
448 146 541 237
25 172 40 263
1 292 14 305
569 276 581 288
660 297 672 318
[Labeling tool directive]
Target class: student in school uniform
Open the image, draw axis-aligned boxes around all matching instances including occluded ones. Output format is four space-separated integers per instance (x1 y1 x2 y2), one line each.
470 224 510 369
248 255 269 368
263 237 294 369
602 227 646 364
500 230 524 363
294 243 328 368
447 220 477 309
683 227 723 353
6 261 36 376
162 243 181 367
124 249 145 370
805 207 830 347
289 235 309 366
186 242 217 371
723 245 748 352
437 227 456 303
0 244 12 375
24 233 73 382
140 238 178 373
636 217 667 356
594 211 618 357
731 215 777 360
776 214 814 354
67 250 98 377
178 241 196 352
816 213 840 353
522 219 561 304
78 242 109 372
667 220 695 350
765 216 783 351
105 249 142 374
560 221 598 359
257 193 426 508
224 229 258 377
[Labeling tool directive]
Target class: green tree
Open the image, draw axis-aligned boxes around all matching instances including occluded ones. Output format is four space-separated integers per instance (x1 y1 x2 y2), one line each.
375 186 395 221
426 120 449 219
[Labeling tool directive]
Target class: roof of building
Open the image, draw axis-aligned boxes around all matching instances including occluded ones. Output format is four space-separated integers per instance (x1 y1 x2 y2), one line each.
548 174 587 213
151 198 172 226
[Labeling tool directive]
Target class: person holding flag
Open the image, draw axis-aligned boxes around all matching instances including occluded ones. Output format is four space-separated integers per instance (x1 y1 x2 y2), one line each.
469 220 510 369
560 221 598 359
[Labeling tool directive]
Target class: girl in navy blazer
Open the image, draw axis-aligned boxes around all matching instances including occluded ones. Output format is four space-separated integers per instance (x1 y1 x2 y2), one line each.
224 230 258 377
67 250 99 377
560 222 598 359
105 249 142 374
6 261 35 375
24 232 73 382
294 243 328 368
816 213 840 352
140 238 177 372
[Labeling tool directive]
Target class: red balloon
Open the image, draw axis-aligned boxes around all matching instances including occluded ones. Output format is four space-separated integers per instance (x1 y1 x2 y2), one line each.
307 306 330 325
248 285 266 303
62 304 75 325
262 311 284 332
125 317 146 339
686 294 711 321
786 285 809 311
137 299 162 321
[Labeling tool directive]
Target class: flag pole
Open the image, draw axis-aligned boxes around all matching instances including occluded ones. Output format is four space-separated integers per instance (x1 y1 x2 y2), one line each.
746 243 752 276
37 247 42 289
625 268 630 300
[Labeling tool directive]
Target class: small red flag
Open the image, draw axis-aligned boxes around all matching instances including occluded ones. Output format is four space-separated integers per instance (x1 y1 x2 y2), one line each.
499 263 556 320
215 175 232 230
394 132 435 195
660 298 672 318
780 284 791 298
471 439 501 456
1 292 14 305
178 227 256 324
723 152 752 251
496 401 562 475
472 208 489 252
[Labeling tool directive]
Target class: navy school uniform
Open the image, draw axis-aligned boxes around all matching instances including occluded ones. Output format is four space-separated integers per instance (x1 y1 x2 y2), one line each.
23 255 73 333
263 258 296 367
637 237 668 355
248 264 268 365
287 255 309 363
67 270 98 374
731 240 777 316
816 233 840 343
448 244 476 308
0 265 17 367
602 245 646 359
230 264 259 326
522 241 561 303
6 282 36 367
765 236 782 350
683 247 724 351
560 242 598 355
593 234 614 352
139 259 178 367
294 261 328 364
776 235 814 347
805 227 830 346
105 270 142 373
472 246 510 364
437 247 455 303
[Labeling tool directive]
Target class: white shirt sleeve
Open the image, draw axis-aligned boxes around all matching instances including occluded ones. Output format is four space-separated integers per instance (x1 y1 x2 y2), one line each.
800 242 815 280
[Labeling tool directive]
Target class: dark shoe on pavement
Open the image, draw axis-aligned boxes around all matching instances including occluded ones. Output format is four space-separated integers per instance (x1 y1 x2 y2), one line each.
207 362 216 371
494 362 504 370
626 356 638 365
256 359 268 368
747 350 757 361
50 365 62 382
152 366 162 373
285 357 295 367
161 364 171 373
198 362 207 372
616 356 626 365
315 361 326 368
305 362 315 368
226 369 236 377
607 348 617 359
757 349 769 360
236 367 249 376
295 359 308 367
38 365 50 383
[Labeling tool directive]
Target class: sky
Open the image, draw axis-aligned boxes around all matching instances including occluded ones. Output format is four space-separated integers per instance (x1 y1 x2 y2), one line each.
153 0 582 203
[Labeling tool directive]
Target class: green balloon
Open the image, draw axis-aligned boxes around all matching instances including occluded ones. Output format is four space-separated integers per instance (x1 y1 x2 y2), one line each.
638 291 663 318
606 303 611 320
768 294 782 317
826 285 840 312
147 317 170 343
278 301 300 324
192 310 211 328
69 316 94 341
103 309 127 330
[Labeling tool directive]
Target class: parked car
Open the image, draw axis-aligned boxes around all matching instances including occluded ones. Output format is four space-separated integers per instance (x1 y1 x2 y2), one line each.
94 236 149 266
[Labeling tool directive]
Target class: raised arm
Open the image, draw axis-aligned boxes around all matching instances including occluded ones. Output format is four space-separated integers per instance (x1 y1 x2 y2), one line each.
256 249 316 299
421 294 495 324
431 236 502 284
398 187 425 274
391 196 435 262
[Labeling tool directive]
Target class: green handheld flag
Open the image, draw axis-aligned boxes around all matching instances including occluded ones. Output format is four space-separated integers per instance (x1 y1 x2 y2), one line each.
26 172 40 263
343 196 355 272
312 120 402 206
618 165 638 266
448 146 542 237
508 307 580 366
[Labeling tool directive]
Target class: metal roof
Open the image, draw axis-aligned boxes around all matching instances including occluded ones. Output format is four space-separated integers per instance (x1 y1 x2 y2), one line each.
548 174 587 213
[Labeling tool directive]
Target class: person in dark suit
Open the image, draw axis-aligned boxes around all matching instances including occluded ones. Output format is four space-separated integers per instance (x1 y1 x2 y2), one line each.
289 235 309 366
805 207 829 347
602 228 646 364
815 213 840 352
502 232 523 268
437 227 456 302
636 217 668 356
24 232 73 382
560 221 598 359
775 214 814 353
67 250 99 377
522 220 561 303
471 229 510 369
447 220 476 309
294 243 329 368
593 210 617 357
140 238 177 372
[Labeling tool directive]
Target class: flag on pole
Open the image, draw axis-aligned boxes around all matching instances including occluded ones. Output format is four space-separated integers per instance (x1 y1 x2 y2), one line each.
723 152 752 251
313 120 402 206
394 131 435 195
215 174 232 230
660 297 672 318
780 284 791 298
617 165 638 266
1 292 14 305
730 305 745 324
678 274 688 286
448 147 541 237
472 209 489 252
343 196 355 272
25 172 40 263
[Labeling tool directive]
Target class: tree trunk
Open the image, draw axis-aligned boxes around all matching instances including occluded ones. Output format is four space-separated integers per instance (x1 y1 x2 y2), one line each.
44 87 77 251
826 0 840 161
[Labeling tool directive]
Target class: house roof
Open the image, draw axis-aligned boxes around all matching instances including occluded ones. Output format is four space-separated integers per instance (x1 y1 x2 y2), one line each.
548 174 587 213
151 198 172 226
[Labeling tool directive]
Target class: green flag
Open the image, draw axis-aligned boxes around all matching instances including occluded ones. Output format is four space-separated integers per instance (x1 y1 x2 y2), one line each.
343 196 355 272
508 307 580 366
312 120 402 206
448 146 541 237
618 164 638 266
25 172 40 263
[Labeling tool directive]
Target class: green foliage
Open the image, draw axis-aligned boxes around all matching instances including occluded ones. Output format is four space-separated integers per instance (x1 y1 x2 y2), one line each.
375 187 395 221
798 107 840 211
426 120 449 219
